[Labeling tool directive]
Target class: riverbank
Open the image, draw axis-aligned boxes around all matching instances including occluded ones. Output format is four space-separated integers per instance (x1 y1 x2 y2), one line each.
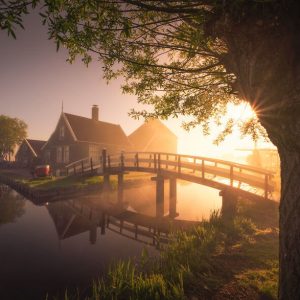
58 198 278 300
0 168 152 203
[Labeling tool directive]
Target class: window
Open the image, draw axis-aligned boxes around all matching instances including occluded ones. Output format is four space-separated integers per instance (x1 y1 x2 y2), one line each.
64 146 69 163
59 126 65 139
57 147 62 163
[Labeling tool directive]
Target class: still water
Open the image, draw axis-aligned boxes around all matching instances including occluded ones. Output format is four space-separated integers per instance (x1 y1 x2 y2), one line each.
0 180 221 299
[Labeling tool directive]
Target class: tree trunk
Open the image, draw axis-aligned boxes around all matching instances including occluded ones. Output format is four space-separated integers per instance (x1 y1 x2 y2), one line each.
278 148 300 299
220 17 300 298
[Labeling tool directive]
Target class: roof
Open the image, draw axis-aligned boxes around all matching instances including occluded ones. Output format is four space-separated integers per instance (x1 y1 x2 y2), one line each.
64 113 131 147
18 139 46 156
128 119 177 150
27 139 46 153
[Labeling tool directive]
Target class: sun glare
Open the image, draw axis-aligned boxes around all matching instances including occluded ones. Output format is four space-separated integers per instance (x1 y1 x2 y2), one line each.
171 103 267 162
226 102 257 121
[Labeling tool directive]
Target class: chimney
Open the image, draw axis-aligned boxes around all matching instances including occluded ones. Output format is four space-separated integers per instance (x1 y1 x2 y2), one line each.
92 105 99 121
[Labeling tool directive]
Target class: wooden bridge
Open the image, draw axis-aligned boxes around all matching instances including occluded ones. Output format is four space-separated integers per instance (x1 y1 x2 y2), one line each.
65 150 275 202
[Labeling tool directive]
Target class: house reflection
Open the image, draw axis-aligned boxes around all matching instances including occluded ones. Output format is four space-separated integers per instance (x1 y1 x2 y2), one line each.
47 200 104 245
46 189 198 247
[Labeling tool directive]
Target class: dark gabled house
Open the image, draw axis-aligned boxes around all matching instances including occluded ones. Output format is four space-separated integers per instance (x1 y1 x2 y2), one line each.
128 119 177 153
15 139 46 167
42 105 132 169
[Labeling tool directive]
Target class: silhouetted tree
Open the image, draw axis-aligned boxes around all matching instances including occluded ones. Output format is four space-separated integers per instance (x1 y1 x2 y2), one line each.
1 1 300 298
0 115 27 161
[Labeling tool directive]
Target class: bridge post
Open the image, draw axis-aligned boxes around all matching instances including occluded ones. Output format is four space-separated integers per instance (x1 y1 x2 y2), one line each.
102 149 110 188
169 177 178 218
135 153 139 168
178 155 181 173
220 188 238 219
158 153 161 171
90 157 93 172
102 149 107 173
152 175 165 218
230 166 233 186
120 151 125 170
108 155 111 169
156 175 164 218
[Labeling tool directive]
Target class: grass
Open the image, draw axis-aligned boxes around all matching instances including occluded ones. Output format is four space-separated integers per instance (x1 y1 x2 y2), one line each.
0 169 152 192
53 201 279 300
21 175 104 190
236 229 278 299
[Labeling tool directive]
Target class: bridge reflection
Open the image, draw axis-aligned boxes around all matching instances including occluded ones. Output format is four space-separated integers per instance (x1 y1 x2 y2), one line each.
46 188 199 247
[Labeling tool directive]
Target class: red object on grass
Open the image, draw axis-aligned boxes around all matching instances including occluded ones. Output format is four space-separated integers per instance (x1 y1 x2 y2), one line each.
35 165 50 177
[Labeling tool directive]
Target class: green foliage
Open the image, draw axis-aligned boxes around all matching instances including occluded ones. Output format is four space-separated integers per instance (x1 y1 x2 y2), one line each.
0 0 39 37
237 240 279 300
22 174 104 190
1 1 286 140
239 118 269 142
0 115 27 161
94 260 184 300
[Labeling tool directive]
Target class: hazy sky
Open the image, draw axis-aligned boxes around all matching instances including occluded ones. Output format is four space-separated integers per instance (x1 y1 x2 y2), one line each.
0 10 266 159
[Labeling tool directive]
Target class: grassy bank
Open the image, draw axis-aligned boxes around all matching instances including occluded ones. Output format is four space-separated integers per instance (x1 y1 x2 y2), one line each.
0 169 152 191
57 199 278 300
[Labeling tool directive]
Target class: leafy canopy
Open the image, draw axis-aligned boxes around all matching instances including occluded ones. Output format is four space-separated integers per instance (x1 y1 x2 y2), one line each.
0 115 27 161
2 0 286 141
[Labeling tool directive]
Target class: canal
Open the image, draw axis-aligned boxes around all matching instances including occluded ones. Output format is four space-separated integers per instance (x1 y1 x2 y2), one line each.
0 179 221 299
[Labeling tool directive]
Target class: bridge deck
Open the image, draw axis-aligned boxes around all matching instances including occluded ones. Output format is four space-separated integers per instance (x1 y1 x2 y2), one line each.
65 151 276 201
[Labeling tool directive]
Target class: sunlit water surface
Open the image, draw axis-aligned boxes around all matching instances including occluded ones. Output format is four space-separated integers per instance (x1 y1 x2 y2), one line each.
0 180 221 299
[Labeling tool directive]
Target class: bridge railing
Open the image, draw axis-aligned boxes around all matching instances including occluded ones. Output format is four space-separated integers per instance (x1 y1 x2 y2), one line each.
64 150 275 200
65 156 102 175
114 152 275 199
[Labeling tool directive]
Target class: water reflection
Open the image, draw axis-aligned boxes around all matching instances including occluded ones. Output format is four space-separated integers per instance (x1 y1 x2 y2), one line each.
0 180 221 299
46 186 188 248
0 185 25 226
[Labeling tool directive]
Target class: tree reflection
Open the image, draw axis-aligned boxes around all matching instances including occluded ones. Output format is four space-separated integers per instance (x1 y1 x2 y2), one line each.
0 186 25 225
